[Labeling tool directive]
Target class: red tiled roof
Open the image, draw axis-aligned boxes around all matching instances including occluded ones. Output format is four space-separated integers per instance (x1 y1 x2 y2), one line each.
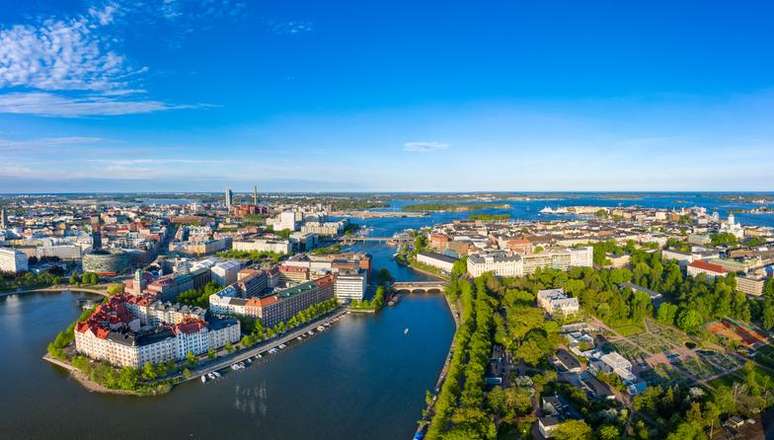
689 260 728 273
174 318 207 335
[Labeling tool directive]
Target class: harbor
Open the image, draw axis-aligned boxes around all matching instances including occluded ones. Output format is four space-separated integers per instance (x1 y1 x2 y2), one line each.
191 308 349 384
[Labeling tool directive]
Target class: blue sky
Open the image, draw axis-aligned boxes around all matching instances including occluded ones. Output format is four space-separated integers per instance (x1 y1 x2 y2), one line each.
1 0 773 192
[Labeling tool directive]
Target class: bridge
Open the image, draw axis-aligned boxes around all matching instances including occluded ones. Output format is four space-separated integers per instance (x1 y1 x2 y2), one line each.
391 281 447 294
336 236 395 242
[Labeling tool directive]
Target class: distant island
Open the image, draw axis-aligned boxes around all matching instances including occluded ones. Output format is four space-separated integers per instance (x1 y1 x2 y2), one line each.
402 203 511 212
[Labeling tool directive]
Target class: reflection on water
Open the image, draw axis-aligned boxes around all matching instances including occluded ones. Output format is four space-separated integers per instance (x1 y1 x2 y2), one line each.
234 383 269 418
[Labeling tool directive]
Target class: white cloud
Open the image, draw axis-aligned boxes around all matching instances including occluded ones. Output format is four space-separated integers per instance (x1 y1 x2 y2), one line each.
269 20 313 35
403 141 449 152
89 3 119 26
0 135 104 151
0 3 211 117
0 92 206 117
0 5 132 92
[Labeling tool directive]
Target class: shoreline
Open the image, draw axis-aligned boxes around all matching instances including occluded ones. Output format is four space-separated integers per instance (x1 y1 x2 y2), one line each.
42 307 350 397
2 286 109 299
394 257 448 282
413 287 458 439
43 354 147 396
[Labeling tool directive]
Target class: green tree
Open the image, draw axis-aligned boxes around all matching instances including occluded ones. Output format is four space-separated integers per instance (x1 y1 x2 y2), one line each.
657 302 679 325
552 419 592 440
185 351 197 367
599 425 620 440
677 309 703 333
142 362 157 381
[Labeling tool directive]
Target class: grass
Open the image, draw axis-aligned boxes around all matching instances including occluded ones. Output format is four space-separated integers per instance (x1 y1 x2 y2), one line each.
609 321 646 337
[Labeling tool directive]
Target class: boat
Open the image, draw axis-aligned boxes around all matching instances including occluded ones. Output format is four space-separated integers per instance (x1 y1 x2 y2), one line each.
268 348 278 354
278 343 287 349
297 336 303 341
201 375 207 383
404 328 409 335
212 371 221 378
208 372 216 380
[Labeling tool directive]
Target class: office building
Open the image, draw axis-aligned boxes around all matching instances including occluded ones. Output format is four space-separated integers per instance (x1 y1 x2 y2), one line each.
416 251 457 273
334 271 367 302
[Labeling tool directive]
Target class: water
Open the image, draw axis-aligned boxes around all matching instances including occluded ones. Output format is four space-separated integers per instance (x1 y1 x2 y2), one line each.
0 291 454 439
341 192 774 232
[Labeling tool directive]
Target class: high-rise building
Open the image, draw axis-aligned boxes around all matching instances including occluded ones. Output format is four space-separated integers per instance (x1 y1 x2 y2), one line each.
90 215 103 251
225 187 233 210
0 208 7 229
253 185 258 205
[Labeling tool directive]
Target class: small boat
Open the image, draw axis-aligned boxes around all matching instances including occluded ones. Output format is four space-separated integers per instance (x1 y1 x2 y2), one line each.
207 372 216 380
256 354 262 359
212 371 221 378
278 343 287 349
201 375 207 383
268 348 278 354
404 328 409 335
297 336 303 341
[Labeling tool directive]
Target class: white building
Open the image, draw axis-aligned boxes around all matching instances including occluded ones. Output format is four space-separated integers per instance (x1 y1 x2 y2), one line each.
232 238 291 255
301 221 347 237
467 251 523 277
211 261 241 286
269 211 298 232
334 271 367 302
0 247 28 273
568 246 593 267
416 251 457 273
537 288 580 316
36 244 82 261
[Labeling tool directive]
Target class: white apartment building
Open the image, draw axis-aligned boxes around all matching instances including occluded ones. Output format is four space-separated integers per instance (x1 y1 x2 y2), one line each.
334 271 367 302
0 247 28 273
301 221 347 237
467 251 523 277
232 238 291 255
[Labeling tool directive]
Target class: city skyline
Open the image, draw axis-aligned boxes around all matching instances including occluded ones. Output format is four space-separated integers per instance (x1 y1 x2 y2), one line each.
2 0 774 192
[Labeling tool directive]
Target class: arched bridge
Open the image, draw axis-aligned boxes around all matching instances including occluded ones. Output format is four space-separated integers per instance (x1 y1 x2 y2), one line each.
391 281 447 294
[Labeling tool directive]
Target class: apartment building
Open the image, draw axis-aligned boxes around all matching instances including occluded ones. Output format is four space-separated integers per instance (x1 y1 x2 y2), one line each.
0 247 28 273
74 295 240 368
232 238 291 255
467 251 523 277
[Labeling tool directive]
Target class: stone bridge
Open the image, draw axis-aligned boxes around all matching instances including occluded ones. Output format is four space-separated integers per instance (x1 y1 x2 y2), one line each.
391 281 447 294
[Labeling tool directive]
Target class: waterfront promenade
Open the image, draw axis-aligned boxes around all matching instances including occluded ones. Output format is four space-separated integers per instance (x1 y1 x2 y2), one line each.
186 307 350 382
